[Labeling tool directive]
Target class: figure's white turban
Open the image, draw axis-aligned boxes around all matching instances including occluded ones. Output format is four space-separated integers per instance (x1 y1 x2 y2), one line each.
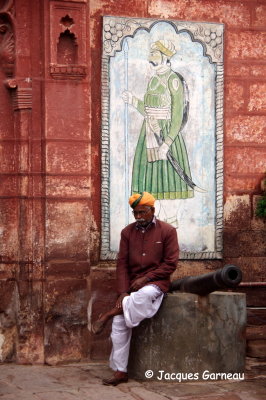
151 40 176 57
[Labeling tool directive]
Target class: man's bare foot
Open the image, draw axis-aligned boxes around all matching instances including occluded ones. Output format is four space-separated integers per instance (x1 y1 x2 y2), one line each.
91 314 109 335
91 316 106 335
92 307 123 334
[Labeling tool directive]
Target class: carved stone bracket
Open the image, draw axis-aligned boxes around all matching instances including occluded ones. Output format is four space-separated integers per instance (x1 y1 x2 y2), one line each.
12 87 32 110
103 17 223 63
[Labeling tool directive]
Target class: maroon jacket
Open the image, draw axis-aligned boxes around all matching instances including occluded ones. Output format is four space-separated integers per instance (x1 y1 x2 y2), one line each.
116 218 179 294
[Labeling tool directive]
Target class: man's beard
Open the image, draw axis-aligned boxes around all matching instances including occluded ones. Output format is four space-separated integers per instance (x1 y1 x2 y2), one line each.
136 219 151 227
137 219 146 225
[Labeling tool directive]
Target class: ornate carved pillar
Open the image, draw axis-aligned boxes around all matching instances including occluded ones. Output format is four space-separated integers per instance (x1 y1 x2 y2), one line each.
15 0 45 364
0 0 17 364
1 0 45 364
1 0 90 364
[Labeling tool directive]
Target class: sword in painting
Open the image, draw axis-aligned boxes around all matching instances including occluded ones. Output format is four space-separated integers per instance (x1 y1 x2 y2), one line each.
155 133 207 193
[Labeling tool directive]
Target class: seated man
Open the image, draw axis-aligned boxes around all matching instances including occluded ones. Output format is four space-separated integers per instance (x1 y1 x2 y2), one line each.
92 191 179 385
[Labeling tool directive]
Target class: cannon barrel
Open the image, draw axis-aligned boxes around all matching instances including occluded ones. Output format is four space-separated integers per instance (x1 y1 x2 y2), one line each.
170 264 242 296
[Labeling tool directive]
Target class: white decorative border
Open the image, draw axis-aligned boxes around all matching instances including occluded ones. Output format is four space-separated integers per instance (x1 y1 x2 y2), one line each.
102 17 223 62
101 17 224 260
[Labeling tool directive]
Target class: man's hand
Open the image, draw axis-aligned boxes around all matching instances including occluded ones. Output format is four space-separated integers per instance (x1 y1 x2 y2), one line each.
158 142 169 160
122 90 133 105
116 293 129 309
130 276 149 291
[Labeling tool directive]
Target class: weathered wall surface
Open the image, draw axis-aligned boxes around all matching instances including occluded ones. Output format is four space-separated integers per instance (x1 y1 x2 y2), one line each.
89 0 266 361
0 0 265 365
0 0 91 364
44 0 91 360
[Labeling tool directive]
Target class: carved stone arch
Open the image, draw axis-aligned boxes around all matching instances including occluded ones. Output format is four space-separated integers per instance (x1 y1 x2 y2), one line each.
57 29 78 65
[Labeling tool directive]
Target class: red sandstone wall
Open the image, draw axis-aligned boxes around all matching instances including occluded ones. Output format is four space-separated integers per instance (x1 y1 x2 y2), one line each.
0 0 265 364
89 0 266 360
43 0 91 365
0 0 91 364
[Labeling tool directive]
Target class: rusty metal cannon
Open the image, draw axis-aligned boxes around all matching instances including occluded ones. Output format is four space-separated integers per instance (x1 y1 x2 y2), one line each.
170 264 242 296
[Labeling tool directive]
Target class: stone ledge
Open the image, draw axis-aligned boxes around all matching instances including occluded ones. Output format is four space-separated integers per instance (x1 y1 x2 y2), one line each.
50 64 87 80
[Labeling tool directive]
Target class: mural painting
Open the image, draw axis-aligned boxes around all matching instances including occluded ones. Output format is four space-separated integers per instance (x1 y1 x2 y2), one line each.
101 17 224 259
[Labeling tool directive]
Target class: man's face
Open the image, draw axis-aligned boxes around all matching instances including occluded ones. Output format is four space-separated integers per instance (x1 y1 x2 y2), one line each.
149 49 162 67
132 205 155 227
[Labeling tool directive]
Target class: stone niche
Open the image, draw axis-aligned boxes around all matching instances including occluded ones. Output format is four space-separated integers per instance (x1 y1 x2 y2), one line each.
128 292 246 381
49 1 87 79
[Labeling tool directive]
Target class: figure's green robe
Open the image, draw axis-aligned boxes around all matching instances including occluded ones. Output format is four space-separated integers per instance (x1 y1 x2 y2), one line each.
131 68 194 200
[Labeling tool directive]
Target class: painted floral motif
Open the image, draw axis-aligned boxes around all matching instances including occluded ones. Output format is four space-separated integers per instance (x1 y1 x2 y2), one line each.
204 28 222 48
103 18 142 55
104 20 124 42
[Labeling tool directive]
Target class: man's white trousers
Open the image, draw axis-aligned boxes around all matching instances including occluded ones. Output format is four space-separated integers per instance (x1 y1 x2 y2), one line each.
109 285 164 372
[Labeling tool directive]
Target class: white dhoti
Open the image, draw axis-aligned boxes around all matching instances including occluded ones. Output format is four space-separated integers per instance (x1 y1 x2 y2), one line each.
109 285 164 372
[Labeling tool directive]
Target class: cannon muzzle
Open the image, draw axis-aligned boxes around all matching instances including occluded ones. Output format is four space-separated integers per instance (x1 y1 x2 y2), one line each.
170 264 242 296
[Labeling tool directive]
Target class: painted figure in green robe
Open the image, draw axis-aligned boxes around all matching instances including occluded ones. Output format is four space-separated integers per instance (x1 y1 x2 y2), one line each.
122 39 194 204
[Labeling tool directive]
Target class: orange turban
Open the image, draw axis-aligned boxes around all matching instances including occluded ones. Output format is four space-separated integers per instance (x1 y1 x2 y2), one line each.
129 192 155 209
